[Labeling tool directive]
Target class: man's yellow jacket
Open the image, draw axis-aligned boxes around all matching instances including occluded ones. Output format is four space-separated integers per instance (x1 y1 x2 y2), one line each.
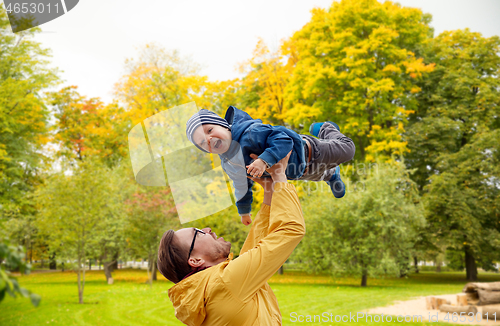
168 183 305 325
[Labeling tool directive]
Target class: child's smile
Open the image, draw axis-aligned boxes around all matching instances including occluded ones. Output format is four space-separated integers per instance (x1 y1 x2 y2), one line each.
192 124 232 154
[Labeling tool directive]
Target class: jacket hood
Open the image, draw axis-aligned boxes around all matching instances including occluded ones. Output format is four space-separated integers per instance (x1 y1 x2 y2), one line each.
168 257 232 326
224 106 261 142
168 268 211 326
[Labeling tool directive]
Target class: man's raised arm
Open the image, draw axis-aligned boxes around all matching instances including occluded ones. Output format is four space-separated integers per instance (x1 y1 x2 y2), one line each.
222 152 305 302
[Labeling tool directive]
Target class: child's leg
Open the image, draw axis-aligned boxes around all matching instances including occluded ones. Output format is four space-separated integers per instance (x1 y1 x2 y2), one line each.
315 122 355 167
299 123 355 197
300 123 355 179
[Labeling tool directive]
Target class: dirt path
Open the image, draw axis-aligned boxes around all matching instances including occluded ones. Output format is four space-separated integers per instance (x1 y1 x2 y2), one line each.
365 294 500 325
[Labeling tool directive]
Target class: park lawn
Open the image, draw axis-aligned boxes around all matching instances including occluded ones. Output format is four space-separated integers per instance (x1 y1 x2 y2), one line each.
1 269 499 326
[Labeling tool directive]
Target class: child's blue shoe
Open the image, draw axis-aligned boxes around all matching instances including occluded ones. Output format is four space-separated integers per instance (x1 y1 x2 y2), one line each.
326 166 345 198
309 121 340 137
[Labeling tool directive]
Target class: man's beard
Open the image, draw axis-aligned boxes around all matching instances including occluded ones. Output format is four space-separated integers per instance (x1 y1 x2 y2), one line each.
211 241 231 261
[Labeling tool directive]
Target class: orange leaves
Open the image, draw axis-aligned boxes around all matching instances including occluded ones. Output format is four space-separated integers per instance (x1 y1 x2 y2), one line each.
51 86 128 164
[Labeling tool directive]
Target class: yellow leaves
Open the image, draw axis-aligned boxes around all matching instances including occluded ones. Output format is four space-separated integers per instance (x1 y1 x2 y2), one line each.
285 103 322 127
369 26 399 50
410 86 421 94
367 78 395 95
382 64 401 73
238 39 291 125
404 58 435 79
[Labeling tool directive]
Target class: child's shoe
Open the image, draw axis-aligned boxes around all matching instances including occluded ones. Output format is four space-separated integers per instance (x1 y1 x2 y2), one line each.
326 166 345 198
309 121 340 137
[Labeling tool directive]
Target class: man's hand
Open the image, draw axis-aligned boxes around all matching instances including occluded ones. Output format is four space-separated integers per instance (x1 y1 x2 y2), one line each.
267 151 291 183
247 154 276 207
246 158 267 178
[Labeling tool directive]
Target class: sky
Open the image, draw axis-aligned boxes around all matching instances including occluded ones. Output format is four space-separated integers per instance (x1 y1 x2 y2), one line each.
7 0 500 104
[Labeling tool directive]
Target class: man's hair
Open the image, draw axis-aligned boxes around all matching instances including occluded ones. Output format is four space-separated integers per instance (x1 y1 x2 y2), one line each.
157 230 193 283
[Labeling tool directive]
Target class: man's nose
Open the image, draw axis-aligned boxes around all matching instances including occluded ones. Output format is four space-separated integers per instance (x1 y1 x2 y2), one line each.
202 227 212 234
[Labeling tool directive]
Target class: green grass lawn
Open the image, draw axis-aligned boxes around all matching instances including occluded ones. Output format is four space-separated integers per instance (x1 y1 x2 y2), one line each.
1 269 499 326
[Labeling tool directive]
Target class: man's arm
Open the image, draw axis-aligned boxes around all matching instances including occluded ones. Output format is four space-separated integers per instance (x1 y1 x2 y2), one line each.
239 172 275 252
223 183 304 302
222 152 305 302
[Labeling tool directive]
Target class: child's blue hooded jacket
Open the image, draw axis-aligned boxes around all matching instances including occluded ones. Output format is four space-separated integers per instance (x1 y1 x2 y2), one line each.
220 106 306 215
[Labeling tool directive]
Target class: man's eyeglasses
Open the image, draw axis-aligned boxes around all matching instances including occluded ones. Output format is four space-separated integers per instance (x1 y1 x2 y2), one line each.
188 228 206 260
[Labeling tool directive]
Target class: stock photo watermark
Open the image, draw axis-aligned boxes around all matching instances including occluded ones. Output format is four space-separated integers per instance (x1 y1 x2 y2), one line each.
290 311 497 323
4 0 79 33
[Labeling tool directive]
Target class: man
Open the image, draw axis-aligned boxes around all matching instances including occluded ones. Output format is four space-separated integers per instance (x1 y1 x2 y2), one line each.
157 151 305 325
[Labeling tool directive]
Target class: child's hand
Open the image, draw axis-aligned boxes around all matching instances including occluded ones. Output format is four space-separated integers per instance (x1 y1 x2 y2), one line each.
241 214 252 226
246 158 267 177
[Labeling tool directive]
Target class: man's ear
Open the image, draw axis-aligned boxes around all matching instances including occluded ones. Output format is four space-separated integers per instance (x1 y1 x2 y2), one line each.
188 256 205 269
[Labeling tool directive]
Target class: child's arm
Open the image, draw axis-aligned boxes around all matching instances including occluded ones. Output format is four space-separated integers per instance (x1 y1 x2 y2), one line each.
248 124 293 169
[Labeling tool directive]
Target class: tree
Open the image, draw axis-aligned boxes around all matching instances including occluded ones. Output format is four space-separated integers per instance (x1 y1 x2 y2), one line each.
124 187 178 284
423 129 500 280
237 39 293 126
0 5 58 263
405 29 500 280
48 86 132 282
297 161 425 286
50 86 129 166
115 44 215 124
283 0 434 161
36 161 126 303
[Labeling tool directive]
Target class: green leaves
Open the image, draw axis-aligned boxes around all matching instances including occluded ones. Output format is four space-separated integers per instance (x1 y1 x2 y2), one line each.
297 161 425 285
0 239 40 306
405 28 500 276
0 6 59 212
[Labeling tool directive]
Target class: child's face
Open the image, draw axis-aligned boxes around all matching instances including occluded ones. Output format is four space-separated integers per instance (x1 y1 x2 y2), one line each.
192 124 232 154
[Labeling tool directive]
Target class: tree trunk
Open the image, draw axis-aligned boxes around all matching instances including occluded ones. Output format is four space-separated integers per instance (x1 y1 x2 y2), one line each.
465 247 478 281
361 273 367 287
111 252 119 270
278 265 284 275
77 258 83 304
148 257 157 281
82 259 86 303
436 261 442 273
152 262 157 281
414 256 419 273
104 262 114 284
89 259 91 271
49 252 57 270
41 259 45 269
29 238 32 265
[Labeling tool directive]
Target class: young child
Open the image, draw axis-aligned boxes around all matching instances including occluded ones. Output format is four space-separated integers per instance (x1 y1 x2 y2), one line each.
186 106 356 225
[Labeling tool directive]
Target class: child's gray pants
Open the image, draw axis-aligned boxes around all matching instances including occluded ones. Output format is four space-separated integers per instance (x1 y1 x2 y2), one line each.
298 123 356 182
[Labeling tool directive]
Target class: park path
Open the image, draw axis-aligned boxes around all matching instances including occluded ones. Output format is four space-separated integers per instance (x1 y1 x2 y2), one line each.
366 294 500 325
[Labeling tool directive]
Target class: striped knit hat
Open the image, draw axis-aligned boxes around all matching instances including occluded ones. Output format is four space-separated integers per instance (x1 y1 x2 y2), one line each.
186 109 230 151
